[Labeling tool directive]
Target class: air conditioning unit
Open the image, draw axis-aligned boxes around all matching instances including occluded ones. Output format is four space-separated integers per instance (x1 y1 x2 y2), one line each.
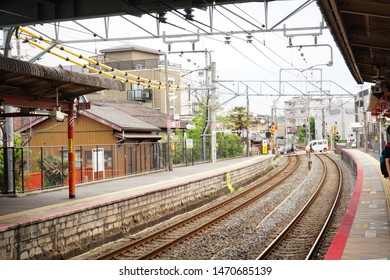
142 89 152 100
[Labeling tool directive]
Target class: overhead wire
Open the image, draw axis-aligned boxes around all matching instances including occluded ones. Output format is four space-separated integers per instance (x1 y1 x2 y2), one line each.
219 5 265 31
160 4 210 34
155 0 281 75
232 4 265 28
132 4 189 32
228 43 276 74
211 0 332 98
16 2 333 101
213 5 295 72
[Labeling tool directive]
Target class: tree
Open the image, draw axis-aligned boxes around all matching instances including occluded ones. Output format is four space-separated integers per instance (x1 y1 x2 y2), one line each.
297 126 306 144
183 105 246 160
227 106 252 137
297 116 316 144
310 116 315 140
187 105 208 141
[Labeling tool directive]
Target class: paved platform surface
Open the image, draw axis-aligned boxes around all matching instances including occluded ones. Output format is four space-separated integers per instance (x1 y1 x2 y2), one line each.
0 156 271 229
1 149 390 260
325 149 390 260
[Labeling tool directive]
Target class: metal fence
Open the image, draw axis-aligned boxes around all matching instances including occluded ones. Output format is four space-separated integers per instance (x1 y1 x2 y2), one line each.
1 139 247 194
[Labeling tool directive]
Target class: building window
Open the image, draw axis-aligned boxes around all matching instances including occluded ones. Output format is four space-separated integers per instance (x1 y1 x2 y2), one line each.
85 150 113 169
128 85 153 101
61 150 82 168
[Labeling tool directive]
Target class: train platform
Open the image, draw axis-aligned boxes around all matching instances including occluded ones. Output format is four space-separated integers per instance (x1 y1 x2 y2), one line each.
0 155 271 230
325 149 390 260
1 149 390 260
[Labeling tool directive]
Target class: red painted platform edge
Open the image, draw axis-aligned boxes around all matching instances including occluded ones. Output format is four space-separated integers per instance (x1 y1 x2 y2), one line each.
324 150 363 260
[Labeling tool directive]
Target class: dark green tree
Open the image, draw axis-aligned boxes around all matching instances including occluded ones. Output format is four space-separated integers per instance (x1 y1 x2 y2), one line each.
310 116 315 140
227 106 252 137
297 116 316 144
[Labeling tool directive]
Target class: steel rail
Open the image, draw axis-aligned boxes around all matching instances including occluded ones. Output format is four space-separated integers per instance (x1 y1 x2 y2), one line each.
256 153 341 260
305 153 342 259
97 154 300 260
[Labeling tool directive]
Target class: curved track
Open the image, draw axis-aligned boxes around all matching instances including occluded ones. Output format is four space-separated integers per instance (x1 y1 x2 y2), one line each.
256 153 342 260
96 155 301 260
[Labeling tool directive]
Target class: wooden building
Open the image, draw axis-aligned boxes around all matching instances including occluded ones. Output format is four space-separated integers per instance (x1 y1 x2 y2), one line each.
16 101 169 186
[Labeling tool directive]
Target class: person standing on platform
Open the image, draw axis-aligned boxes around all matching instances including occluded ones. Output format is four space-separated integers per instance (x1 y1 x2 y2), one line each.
380 126 390 179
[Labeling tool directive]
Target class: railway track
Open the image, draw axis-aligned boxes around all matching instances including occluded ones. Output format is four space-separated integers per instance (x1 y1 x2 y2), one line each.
96 154 301 260
256 153 342 260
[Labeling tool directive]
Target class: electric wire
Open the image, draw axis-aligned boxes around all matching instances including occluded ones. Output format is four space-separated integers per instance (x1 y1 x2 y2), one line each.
16 2 339 102
213 5 295 72
228 43 276 74
219 5 264 31
159 2 210 34
156 0 283 75
233 4 265 28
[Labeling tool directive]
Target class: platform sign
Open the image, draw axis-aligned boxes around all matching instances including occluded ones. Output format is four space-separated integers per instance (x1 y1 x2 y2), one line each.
185 138 194 149
92 148 105 180
92 148 105 172
171 121 181 128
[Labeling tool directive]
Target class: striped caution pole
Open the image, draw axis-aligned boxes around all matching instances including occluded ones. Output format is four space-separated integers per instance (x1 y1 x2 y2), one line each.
68 103 76 199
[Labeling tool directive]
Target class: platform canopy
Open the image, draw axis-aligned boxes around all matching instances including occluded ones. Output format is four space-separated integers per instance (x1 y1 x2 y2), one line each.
0 56 124 116
317 0 390 116
0 0 284 27
318 0 390 86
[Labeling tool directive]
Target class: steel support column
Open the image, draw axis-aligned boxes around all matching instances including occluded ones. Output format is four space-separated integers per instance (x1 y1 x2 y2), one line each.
68 103 76 198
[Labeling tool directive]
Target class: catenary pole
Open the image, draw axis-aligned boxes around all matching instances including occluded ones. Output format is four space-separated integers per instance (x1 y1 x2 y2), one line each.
164 53 173 171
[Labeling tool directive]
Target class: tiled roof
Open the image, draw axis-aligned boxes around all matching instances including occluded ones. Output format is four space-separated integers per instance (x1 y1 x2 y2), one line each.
89 100 168 129
80 103 161 132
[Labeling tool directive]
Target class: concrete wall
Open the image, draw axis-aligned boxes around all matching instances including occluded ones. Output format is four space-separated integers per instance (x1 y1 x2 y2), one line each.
340 149 358 178
0 157 274 260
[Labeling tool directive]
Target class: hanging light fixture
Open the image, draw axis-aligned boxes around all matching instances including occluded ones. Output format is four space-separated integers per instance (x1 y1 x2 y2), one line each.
158 11 167 23
225 35 231 44
185 8 194 20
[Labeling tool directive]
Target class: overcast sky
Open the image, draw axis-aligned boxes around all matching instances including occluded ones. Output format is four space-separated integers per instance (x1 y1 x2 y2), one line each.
5 0 371 116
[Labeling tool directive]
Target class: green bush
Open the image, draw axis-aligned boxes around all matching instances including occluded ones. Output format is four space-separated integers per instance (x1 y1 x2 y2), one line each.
37 154 68 188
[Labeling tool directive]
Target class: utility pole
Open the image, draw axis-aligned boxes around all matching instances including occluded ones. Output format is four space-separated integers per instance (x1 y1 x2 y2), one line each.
246 85 250 157
204 50 210 162
164 53 173 171
169 49 212 162
211 62 217 163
